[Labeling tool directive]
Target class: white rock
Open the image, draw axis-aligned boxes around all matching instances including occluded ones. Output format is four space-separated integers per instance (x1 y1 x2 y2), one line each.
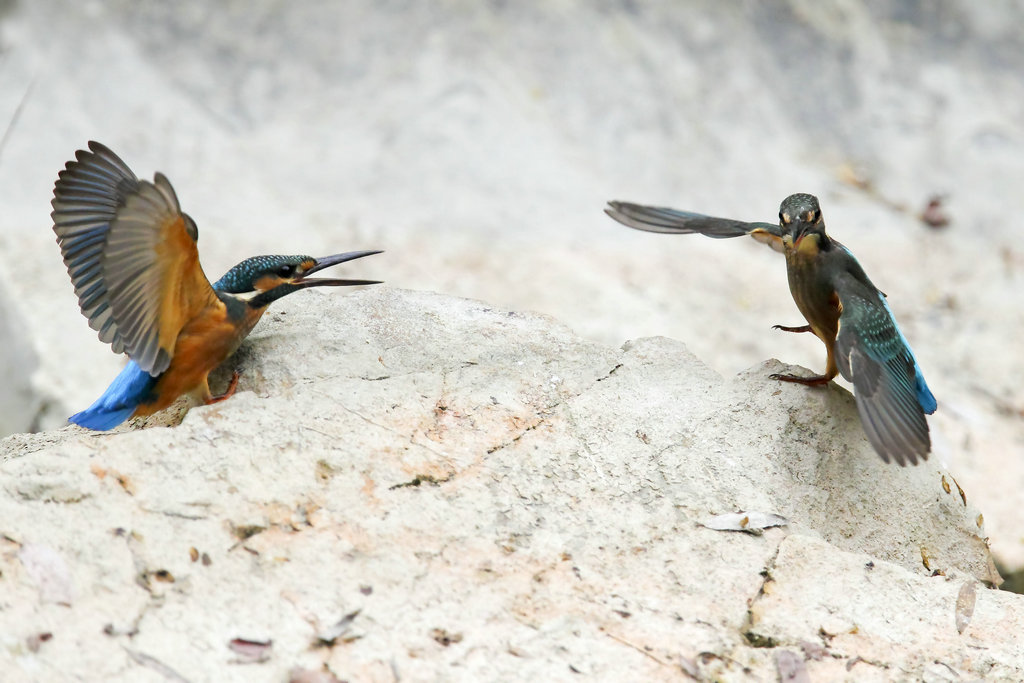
0 289 1014 681
0 0 1022 571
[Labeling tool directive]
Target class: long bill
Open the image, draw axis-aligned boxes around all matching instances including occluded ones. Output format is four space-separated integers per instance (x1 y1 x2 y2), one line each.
294 250 384 288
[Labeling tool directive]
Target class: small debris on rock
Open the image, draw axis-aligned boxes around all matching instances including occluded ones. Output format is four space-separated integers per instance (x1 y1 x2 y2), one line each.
700 511 788 535
952 477 967 506
920 195 950 228
231 524 267 541
315 610 363 647
228 637 273 663
431 628 463 647
920 547 932 571
26 632 52 652
150 569 174 583
955 581 977 634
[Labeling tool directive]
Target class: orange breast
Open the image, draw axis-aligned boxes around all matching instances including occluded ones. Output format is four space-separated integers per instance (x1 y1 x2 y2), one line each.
133 302 266 416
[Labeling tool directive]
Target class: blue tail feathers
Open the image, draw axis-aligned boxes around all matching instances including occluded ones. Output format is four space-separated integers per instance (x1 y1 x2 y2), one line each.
878 294 936 415
69 361 157 430
914 364 937 415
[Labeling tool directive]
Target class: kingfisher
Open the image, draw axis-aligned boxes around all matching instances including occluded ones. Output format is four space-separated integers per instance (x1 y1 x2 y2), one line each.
605 193 936 466
51 141 382 431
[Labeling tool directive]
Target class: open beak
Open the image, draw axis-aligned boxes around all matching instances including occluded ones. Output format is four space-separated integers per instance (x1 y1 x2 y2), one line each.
294 249 383 288
792 223 812 247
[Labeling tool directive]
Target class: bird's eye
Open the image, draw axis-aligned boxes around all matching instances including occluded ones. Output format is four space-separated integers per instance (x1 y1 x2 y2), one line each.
278 265 294 278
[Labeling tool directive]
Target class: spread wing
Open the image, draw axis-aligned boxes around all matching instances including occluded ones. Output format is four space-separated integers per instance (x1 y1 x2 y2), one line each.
51 141 220 376
605 201 785 253
833 270 931 466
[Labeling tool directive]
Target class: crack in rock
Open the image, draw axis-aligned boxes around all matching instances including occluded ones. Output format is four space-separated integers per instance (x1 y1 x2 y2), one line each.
484 357 626 457
388 472 455 490
485 418 546 455
741 541 785 649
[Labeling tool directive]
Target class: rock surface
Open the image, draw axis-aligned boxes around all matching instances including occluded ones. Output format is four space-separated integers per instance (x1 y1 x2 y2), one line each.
0 0 1023 575
1 289 1015 682
0 1 1022 575
1 2 1024 675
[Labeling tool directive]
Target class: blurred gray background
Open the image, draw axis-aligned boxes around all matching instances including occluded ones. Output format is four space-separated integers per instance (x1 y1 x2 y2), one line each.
0 1 1022 567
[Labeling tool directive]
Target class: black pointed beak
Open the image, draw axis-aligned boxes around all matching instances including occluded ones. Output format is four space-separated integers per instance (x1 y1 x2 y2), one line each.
294 249 383 288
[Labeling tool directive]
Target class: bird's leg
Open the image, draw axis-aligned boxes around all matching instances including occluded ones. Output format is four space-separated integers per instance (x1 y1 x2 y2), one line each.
769 348 839 387
772 323 813 333
769 372 833 386
769 326 830 381
205 371 241 405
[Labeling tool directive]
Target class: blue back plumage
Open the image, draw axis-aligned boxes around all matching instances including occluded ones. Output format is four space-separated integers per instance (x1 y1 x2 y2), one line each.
69 360 157 430
913 364 937 415
878 296 937 415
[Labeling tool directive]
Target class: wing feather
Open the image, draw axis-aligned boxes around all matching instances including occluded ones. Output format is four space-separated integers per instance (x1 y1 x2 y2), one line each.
605 201 783 248
834 271 930 465
52 142 220 375
52 141 142 352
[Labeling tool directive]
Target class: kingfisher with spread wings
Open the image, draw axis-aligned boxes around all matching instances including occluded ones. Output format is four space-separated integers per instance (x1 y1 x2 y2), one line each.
51 141 382 430
605 193 936 466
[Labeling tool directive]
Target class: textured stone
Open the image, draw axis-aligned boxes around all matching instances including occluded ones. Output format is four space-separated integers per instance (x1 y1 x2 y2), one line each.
0 289 1016 682
0 0 1021 574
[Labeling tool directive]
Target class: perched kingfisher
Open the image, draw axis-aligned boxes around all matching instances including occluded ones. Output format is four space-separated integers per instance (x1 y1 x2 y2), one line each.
51 141 382 430
605 193 936 466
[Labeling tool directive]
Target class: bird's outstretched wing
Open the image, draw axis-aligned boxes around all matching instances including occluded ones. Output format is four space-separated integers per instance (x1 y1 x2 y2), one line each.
605 201 785 253
833 270 933 466
52 141 220 376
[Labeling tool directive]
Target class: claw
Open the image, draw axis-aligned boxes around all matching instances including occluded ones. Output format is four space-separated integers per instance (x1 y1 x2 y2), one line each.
769 372 832 386
772 324 813 333
206 371 241 404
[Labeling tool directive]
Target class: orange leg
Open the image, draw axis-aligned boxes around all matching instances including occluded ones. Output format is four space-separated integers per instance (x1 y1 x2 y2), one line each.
205 371 241 405
770 342 839 387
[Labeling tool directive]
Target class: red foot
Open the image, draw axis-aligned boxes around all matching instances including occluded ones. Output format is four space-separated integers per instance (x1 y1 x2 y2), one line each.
205 371 241 405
